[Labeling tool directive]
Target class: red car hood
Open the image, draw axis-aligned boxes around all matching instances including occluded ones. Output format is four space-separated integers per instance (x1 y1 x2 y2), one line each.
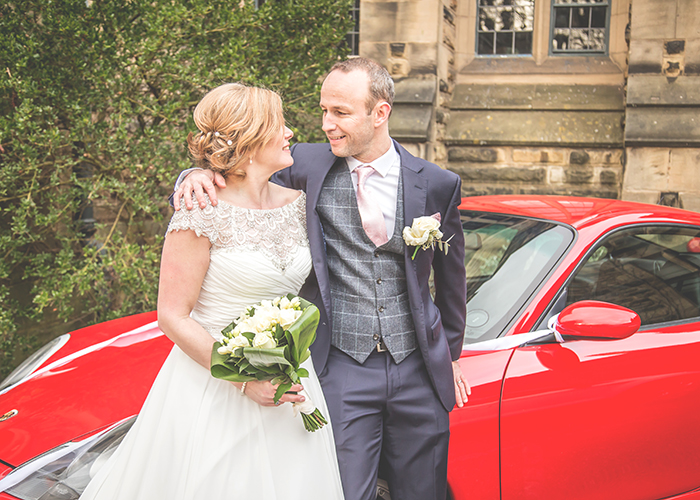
0 312 172 470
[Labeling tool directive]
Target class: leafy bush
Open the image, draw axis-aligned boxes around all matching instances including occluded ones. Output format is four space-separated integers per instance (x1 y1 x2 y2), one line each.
0 0 352 378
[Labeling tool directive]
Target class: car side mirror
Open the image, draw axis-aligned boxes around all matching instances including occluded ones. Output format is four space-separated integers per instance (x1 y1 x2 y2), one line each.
552 300 641 341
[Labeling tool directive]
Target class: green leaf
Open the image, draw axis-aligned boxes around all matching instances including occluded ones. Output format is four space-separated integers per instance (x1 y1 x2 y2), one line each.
221 321 236 336
242 346 293 369
284 298 320 366
210 342 256 382
274 382 292 403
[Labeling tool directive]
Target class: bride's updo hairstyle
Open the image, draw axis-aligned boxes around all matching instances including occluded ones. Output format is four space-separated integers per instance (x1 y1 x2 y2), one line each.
187 83 284 177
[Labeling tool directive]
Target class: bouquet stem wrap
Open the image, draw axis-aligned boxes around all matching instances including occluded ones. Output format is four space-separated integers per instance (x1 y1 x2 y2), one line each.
210 294 327 432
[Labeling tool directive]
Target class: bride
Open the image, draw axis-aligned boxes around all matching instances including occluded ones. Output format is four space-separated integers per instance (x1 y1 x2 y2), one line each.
81 83 345 499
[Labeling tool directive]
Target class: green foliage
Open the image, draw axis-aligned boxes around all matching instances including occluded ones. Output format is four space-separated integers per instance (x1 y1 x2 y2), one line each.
0 0 352 378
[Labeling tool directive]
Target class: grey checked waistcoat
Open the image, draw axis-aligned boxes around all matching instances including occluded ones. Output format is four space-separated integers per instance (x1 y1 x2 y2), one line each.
316 160 417 364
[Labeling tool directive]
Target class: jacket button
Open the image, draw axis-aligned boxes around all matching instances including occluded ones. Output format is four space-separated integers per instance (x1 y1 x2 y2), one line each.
376 278 382 284
373 334 379 340
378 306 385 312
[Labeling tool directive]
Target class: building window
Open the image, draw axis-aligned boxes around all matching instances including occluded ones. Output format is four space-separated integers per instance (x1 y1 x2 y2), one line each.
551 0 609 54
346 0 360 56
477 0 535 56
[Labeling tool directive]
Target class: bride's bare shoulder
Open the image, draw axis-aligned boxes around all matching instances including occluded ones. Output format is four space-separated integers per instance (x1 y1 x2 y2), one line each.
270 183 303 207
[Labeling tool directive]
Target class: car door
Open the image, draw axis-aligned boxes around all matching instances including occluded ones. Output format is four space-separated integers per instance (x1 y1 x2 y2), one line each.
500 224 700 500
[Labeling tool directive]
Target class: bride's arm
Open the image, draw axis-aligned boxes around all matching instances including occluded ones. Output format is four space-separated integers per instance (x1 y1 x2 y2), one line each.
157 228 213 370
157 229 305 407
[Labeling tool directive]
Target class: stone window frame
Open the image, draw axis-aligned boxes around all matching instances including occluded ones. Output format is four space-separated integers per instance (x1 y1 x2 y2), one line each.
346 0 360 56
474 0 610 58
476 0 536 56
550 0 611 56
457 0 628 76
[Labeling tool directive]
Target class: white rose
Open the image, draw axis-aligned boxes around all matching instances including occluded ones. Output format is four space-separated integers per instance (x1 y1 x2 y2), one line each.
258 299 274 310
252 331 277 349
230 335 250 348
251 314 277 333
279 296 291 309
403 216 443 246
234 317 256 334
279 308 301 328
217 344 234 355
412 216 441 236
402 226 430 246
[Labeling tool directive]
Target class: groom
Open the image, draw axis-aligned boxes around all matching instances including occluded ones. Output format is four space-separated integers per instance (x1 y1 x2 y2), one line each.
174 57 469 500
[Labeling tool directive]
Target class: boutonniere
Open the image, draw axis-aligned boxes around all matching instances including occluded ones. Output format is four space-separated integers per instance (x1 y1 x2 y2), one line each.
402 213 453 260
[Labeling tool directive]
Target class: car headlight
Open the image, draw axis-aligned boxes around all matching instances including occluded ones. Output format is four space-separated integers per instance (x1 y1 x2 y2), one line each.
0 335 70 394
0 416 135 500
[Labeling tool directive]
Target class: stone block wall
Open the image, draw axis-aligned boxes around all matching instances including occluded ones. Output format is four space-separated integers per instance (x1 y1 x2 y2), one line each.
445 82 625 198
449 146 622 198
361 0 700 212
622 0 700 210
365 0 458 164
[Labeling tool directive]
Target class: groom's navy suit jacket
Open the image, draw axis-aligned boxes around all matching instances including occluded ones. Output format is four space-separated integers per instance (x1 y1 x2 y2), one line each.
274 140 466 411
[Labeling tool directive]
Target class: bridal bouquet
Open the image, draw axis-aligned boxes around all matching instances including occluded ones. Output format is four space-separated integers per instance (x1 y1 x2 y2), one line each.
210 294 328 432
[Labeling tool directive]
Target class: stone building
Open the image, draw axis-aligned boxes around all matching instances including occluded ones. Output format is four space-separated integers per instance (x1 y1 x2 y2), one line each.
357 0 700 211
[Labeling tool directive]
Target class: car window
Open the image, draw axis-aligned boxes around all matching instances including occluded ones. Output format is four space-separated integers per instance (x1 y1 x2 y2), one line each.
461 212 573 344
565 226 700 326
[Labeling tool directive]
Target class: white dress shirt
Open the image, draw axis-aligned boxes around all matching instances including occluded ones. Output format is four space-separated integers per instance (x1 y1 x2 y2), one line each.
346 144 401 239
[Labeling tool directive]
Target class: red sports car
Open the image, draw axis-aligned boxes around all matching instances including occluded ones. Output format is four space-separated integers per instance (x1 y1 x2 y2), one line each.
2 195 700 500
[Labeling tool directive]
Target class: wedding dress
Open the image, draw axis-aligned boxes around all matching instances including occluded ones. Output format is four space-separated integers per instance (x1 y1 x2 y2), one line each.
81 192 344 500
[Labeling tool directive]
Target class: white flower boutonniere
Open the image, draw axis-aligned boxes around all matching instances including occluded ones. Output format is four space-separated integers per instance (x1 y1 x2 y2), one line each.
403 213 453 260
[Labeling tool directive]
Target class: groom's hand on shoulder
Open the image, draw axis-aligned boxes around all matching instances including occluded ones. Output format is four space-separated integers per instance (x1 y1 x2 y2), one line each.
173 169 225 211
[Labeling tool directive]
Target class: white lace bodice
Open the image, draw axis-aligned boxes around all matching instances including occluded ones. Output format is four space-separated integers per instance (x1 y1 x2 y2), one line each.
167 193 309 272
166 193 312 339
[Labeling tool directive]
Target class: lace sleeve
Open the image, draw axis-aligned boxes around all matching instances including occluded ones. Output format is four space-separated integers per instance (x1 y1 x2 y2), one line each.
165 196 218 245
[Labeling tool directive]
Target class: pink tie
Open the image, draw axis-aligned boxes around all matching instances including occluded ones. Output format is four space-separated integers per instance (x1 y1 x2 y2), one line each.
354 165 389 247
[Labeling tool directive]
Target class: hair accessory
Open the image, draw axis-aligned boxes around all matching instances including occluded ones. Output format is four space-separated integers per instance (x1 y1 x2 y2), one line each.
227 140 232 146
214 131 220 137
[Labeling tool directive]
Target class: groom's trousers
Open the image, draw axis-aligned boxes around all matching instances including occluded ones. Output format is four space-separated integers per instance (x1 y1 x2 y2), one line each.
320 346 450 500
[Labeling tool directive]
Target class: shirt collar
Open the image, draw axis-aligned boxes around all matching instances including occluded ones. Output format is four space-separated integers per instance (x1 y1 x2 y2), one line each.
346 144 398 178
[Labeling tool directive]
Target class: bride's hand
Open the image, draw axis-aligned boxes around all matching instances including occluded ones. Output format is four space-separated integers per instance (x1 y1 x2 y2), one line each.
242 381 306 407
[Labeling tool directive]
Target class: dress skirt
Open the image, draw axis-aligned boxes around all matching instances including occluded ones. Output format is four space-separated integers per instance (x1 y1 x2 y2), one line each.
81 345 344 499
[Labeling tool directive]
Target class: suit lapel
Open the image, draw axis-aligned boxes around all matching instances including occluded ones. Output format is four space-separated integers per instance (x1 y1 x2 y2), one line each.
395 142 430 346
396 142 428 241
306 147 341 319
306 147 339 211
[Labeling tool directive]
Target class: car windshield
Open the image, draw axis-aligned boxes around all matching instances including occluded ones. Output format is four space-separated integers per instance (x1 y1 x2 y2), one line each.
461 211 574 345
